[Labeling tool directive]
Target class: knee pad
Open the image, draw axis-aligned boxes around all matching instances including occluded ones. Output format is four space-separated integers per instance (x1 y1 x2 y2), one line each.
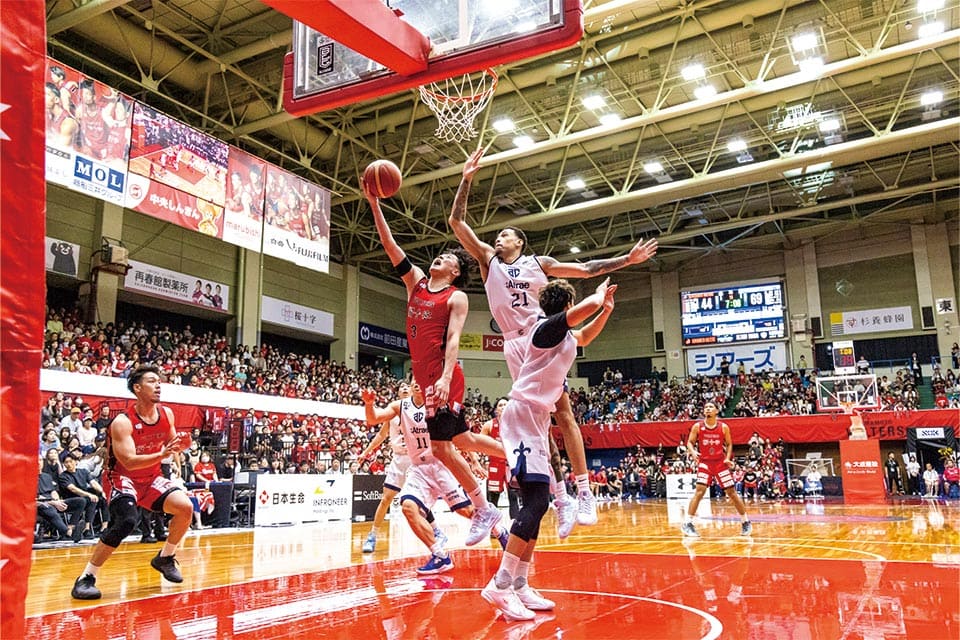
510 482 550 542
101 496 139 548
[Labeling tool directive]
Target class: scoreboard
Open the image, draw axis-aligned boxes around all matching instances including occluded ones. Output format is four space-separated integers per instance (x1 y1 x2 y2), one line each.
681 282 785 346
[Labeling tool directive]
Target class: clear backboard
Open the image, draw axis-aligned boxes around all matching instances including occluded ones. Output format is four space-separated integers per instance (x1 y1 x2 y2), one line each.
270 0 583 115
814 374 880 412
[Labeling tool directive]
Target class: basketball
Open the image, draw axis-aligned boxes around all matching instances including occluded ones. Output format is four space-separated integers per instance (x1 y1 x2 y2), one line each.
363 160 402 198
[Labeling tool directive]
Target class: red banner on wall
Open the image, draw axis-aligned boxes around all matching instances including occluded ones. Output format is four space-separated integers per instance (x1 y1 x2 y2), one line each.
125 174 225 237
551 409 960 449
1 2 47 636
483 334 504 352
839 439 886 503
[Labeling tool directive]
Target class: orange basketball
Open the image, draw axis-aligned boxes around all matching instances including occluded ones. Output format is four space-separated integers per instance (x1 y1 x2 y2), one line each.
363 159 402 198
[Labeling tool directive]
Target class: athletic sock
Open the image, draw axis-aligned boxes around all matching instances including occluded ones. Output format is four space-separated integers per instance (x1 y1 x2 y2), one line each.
496 551 521 588
576 474 590 495
83 563 100 578
513 560 531 589
468 485 490 510
160 541 177 557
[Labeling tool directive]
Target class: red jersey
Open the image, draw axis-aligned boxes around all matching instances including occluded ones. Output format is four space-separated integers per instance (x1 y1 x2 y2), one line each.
696 421 727 463
406 278 464 400
106 404 171 483
80 100 108 158
486 418 508 492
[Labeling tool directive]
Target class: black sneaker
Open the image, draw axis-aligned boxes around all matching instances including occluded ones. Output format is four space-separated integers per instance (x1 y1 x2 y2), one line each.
150 552 183 583
71 574 101 600
155 531 168 542
140 535 157 544
72 527 83 543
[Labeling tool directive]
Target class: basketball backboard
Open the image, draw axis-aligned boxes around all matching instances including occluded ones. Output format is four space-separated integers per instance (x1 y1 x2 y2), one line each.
272 0 583 116
814 374 880 412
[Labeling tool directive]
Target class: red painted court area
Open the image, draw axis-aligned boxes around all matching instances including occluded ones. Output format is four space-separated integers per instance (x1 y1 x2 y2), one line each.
28 548 958 639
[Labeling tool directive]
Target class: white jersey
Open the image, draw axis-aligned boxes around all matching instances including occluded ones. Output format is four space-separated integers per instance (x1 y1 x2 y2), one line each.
387 414 407 457
484 254 548 338
398 398 433 464
509 313 577 413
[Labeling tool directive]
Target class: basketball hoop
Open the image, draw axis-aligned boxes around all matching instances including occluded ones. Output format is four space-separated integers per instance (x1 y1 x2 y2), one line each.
839 401 857 415
418 68 498 142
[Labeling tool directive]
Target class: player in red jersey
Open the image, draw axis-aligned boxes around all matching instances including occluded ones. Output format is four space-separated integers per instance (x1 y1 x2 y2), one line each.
70 365 194 599
682 401 752 537
364 179 506 546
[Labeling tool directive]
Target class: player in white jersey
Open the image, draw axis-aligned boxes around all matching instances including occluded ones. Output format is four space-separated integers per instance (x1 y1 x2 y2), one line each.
481 277 618 621
357 382 414 553
363 382 507 575
449 148 658 529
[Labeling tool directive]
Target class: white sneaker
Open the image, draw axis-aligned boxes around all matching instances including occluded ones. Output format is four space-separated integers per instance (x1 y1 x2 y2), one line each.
515 584 555 610
555 493 577 539
466 505 503 546
577 491 598 526
481 579 535 621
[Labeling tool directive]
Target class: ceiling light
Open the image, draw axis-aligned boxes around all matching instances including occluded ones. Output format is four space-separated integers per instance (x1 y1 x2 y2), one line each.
581 95 606 110
818 118 841 133
566 177 586 190
599 113 622 126
806 161 833 174
694 84 717 100
791 32 819 52
681 63 705 81
917 0 945 12
918 20 944 37
493 117 515 133
920 89 943 106
643 161 664 174
727 138 747 153
512 135 534 148
569 246 581 254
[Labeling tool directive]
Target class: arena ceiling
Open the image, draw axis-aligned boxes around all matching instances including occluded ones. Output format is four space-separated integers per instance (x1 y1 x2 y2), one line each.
45 0 960 288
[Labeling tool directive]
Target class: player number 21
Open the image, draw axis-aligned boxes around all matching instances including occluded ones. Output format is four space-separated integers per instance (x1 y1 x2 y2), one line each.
511 292 529 308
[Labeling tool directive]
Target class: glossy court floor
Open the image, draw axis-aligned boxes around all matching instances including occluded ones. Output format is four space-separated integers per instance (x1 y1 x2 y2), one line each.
26 497 959 639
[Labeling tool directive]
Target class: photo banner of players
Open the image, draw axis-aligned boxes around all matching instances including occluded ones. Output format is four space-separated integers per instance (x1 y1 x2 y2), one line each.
223 148 267 252
263 164 331 273
44 58 133 205
45 236 80 278
124 260 230 312
127 101 228 205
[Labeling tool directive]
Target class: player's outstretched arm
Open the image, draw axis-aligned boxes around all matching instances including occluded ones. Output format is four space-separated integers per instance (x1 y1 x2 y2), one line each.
359 420 390 461
572 280 618 347
363 181 424 291
565 278 616 329
448 149 495 267
539 237 658 279
362 388 401 426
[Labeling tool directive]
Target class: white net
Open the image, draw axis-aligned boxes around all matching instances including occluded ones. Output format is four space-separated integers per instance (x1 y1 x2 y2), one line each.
418 68 498 142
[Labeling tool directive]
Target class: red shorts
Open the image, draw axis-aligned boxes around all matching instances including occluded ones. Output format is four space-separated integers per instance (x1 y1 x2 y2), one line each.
696 460 735 490
487 458 508 493
104 471 179 511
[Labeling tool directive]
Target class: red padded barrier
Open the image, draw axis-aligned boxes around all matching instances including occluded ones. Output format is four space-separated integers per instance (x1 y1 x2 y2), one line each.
0 1 46 636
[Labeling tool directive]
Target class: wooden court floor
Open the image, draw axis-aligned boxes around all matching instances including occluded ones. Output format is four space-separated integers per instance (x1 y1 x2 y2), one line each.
26 497 960 639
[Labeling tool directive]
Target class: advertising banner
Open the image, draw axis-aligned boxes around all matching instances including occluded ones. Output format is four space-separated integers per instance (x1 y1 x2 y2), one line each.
124 260 230 312
263 165 330 272
830 306 913 336
482 334 504 352
358 322 409 353
254 474 352 525
44 58 132 205
459 333 483 351
261 296 334 336
223 148 266 251
351 474 386 522
128 101 227 205
839 439 886 503
685 342 788 376
125 174 224 238
45 237 80 277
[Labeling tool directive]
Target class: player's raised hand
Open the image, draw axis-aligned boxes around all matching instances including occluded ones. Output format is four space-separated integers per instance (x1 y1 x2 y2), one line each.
628 238 658 265
462 147 484 181
594 276 611 297
603 283 618 312
361 388 377 404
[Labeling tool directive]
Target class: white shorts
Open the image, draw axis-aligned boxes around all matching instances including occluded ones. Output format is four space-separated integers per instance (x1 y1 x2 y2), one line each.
504 334 528 382
400 459 471 514
384 454 411 492
500 400 552 485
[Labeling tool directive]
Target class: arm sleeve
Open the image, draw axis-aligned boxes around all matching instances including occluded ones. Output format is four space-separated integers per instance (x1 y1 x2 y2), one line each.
532 312 571 349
